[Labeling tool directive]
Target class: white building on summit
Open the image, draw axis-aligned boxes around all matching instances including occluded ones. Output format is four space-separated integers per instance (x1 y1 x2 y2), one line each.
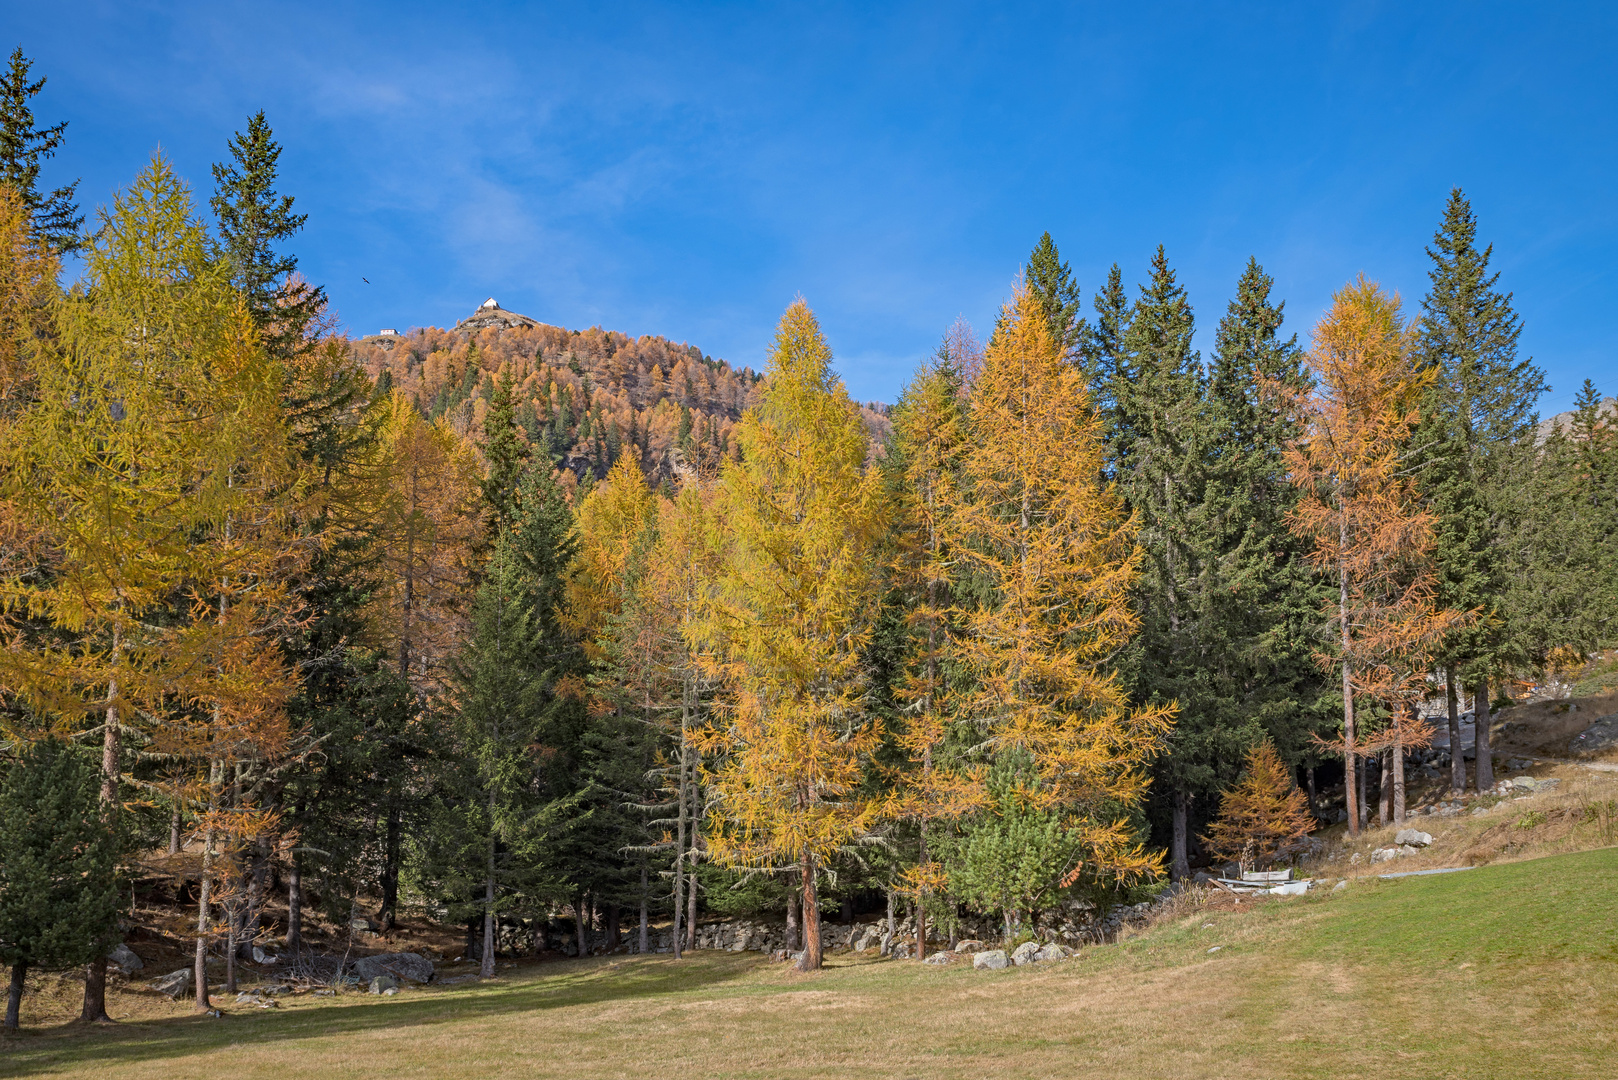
454 297 541 332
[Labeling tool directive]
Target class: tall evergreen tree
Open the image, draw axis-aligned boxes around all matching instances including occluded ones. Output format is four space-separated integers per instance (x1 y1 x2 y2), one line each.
1024 232 1088 362
0 48 80 252
1205 259 1329 805
432 533 567 977
482 371 528 534
1084 263 1131 452
1504 381 1618 666
1417 189 1546 792
1109 247 1219 878
211 111 323 357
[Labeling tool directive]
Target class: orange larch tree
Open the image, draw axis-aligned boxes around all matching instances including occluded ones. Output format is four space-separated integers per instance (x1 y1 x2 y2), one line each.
946 285 1173 888
1286 278 1468 834
1202 738 1314 872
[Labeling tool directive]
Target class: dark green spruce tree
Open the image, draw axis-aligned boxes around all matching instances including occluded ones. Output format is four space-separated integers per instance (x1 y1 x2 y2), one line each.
429 532 569 978
0 739 121 1031
1084 263 1131 456
1024 232 1089 362
1417 188 1546 793
0 47 80 251
482 371 529 535
1203 259 1331 839
211 111 324 357
1503 381 1618 677
1109 247 1219 880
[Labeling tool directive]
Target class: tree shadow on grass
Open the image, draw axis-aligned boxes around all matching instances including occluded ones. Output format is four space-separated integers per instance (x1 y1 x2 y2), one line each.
0 952 763 1077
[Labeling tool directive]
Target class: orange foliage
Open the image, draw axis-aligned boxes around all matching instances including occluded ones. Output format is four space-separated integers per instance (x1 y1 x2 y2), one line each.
1201 739 1314 870
1285 279 1469 832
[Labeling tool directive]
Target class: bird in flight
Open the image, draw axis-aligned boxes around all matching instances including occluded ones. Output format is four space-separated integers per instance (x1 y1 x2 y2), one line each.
362 277 370 284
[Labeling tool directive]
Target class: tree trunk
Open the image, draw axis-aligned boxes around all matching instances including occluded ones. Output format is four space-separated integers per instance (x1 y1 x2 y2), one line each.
638 863 649 954
672 741 687 961
686 866 698 953
885 890 897 958
195 829 214 1009
1170 787 1190 882
169 794 182 855
286 853 303 954
6 960 25 1032
1378 751 1391 828
1474 677 1494 791
480 872 496 979
379 804 402 932
1355 754 1368 831
914 889 926 963
225 921 237 995
1446 668 1464 795
796 852 822 972
574 893 588 959
1392 732 1407 826
786 889 800 952
1340 533 1360 838
81 638 121 1024
1306 766 1317 818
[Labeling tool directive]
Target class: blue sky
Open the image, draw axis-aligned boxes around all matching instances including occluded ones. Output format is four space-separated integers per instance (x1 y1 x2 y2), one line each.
10 2 1615 411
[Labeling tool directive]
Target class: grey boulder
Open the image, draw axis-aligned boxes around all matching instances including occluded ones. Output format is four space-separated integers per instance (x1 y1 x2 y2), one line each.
1511 776 1560 793
973 949 1008 971
151 968 191 1000
953 939 985 954
368 974 400 994
1011 941 1042 966
1034 943 1069 962
351 952 435 983
1393 829 1432 848
107 944 144 974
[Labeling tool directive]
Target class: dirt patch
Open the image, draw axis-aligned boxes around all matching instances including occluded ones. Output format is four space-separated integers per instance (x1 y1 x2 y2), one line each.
1490 685 1618 760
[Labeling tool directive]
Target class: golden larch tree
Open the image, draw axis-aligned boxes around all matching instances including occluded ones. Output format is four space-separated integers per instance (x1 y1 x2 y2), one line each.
947 284 1173 883
695 300 887 972
363 389 483 693
1 155 305 1016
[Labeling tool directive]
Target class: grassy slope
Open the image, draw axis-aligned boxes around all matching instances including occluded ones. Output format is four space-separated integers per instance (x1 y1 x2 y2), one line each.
5 848 1614 1080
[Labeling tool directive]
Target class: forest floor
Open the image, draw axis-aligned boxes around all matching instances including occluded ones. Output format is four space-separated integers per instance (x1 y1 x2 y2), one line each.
4 843 1615 1079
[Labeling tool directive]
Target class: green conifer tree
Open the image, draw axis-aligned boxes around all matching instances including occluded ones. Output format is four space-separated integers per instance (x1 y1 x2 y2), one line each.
1417 189 1546 791
1109 247 1217 878
0 48 80 252
1084 263 1131 451
210 111 323 356
481 372 528 534
1024 232 1089 361
0 739 121 1031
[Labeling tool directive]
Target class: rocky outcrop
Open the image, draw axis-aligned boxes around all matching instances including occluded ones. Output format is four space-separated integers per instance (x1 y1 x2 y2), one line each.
150 968 190 999
351 952 434 984
107 943 144 974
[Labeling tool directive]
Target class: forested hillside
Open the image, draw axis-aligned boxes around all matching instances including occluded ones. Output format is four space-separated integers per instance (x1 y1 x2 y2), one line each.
0 48 1615 1036
348 311 891 496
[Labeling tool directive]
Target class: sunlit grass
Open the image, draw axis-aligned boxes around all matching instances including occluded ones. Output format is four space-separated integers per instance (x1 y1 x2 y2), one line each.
5 849 1615 1079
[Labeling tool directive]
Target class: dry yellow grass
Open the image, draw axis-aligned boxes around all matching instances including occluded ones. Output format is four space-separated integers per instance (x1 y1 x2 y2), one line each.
4 847 1615 1080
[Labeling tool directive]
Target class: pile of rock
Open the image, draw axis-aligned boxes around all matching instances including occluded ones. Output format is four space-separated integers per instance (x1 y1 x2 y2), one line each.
1371 828 1432 863
969 940 1073 971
